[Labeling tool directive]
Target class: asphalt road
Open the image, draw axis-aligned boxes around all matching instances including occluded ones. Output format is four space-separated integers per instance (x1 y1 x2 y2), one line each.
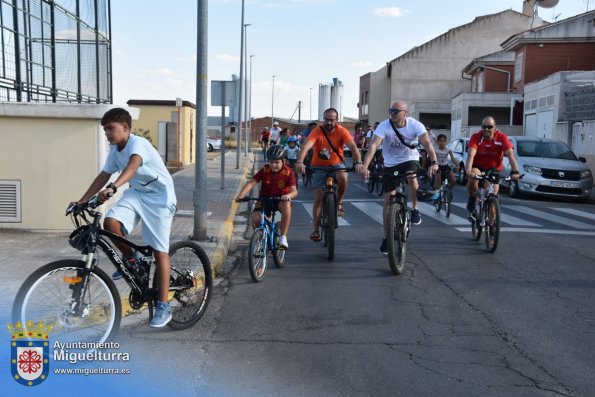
82 161 594 397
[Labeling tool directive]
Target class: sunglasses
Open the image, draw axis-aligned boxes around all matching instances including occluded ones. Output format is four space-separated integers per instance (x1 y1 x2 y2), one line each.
481 125 494 129
388 108 406 114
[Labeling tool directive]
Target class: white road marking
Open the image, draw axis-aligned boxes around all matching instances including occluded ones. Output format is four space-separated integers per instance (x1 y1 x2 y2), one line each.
505 205 594 229
301 202 350 226
352 202 384 225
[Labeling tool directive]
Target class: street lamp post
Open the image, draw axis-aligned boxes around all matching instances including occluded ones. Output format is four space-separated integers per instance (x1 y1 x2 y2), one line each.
244 23 251 155
236 0 245 169
271 75 276 127
249 54 254 151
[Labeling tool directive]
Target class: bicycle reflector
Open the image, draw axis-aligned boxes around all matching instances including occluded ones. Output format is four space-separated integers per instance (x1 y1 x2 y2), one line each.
63 276 83 284
326 177 334 187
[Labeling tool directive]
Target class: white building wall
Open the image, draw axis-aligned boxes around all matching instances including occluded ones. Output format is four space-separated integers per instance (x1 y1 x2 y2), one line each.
366 10 541 125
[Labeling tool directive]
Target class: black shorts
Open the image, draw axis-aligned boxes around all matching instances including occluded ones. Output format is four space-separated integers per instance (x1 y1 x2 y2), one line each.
253 198 281 217
438 165 451 178
382 161 420 192
261 137 269 144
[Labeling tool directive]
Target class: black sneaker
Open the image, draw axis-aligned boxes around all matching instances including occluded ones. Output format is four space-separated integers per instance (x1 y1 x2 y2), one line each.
411 209 421 225
379 238 388 256
466 197 476 213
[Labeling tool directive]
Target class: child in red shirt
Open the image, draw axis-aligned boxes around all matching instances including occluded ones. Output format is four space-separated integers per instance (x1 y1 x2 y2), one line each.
236 145 298 249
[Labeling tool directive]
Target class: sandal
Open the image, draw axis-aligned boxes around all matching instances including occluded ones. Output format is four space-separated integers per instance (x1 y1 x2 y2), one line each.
310 231 321 242
337 202 345 217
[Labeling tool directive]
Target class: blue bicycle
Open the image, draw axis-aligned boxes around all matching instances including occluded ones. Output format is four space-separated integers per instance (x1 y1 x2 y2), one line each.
239 197 287 282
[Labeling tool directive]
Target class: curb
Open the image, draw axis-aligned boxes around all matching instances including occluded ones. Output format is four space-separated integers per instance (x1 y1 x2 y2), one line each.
209 153 255 276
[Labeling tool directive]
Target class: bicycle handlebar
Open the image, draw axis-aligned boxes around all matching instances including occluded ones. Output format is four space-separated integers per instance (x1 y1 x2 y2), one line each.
473 173 524 183
236 196 290 203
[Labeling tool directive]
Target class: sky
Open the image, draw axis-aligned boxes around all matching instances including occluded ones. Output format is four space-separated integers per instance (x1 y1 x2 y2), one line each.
110 0 592 121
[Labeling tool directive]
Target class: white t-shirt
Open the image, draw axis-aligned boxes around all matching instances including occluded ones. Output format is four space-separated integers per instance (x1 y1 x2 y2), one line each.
103 134 176 207
285 145 299 160
374 117 427 167
435 146 452 166
270 126 282 142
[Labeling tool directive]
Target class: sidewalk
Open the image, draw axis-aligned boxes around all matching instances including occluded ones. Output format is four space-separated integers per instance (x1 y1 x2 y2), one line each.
0 149 255 322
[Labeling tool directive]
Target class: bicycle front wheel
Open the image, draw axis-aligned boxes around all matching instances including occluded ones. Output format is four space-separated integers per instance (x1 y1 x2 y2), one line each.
386 203 407 275
445 189 452 218
12 260 121 344
165 241 213 329
484 198 501 253
248 229 267 282
324 193 336 260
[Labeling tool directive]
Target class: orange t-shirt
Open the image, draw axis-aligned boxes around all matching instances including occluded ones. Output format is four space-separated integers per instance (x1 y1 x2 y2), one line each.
307 125 353 166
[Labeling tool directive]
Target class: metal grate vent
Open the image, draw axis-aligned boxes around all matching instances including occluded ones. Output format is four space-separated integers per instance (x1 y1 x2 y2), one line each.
0 180 21 222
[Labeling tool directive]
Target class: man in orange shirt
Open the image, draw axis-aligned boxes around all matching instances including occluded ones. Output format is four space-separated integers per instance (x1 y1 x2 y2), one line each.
295 108 363 241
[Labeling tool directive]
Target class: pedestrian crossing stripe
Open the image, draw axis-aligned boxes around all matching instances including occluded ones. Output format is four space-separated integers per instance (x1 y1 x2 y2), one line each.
295 201 595 234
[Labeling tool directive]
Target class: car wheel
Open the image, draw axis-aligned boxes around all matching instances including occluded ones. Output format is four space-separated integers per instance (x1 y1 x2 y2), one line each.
509 180 522 198
207 144 213 152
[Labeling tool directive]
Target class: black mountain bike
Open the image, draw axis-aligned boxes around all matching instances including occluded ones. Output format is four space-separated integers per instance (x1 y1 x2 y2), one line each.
386 171 413 275
434 168 454 217
311 165 353 260
12 196 212 344
470 170 522 253
367 152 384 196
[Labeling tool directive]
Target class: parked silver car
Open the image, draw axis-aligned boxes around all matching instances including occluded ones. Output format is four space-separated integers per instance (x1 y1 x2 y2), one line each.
207 136 221 152
502 136 592 202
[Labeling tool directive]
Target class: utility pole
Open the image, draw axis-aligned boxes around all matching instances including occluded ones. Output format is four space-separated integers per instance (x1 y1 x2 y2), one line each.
193 0 208 240
236 0 245 169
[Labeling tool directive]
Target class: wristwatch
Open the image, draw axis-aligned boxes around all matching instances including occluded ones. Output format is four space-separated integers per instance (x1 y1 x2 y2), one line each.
106 182 117 194
431 160 438 166
354 160 363 165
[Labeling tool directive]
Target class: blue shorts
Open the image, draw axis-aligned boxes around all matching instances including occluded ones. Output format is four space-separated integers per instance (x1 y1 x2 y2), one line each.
311 164 347 188
106 189 176 253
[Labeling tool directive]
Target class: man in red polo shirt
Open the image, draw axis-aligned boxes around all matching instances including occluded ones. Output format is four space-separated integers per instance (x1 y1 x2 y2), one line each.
465 116 520 214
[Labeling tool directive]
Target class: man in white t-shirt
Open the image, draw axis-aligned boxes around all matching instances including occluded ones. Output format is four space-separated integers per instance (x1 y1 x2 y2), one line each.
270 121 282 145
361 100 438 255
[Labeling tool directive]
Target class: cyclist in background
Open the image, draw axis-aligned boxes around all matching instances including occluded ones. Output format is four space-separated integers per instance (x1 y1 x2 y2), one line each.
361 100 438 256
236 145 298 249
433 133 459 190
465 116 520 217
295 108 363 242
284 135 300 170
260 127 270 152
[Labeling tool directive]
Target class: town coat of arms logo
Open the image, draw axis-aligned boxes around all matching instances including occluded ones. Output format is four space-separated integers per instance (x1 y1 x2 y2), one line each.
9 321 52 386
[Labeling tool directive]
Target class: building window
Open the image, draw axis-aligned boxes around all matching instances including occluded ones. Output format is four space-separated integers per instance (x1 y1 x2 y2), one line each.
514 52 523 83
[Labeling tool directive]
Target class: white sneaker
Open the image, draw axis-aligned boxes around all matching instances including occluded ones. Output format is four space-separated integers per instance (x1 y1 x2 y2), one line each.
278 235 288 249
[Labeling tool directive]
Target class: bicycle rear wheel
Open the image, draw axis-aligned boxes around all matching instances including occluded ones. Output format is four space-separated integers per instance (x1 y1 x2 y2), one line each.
324 193 336 260
272 224 286 268
471 213 482 241
484 198 501 253
248 229 268 282
376 177 384 196
386 203 407 275
12 260 121 344
165 241 213 329
367 178 375 193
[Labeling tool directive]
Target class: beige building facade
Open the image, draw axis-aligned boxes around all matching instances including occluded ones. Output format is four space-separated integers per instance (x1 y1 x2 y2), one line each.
0 103 138 231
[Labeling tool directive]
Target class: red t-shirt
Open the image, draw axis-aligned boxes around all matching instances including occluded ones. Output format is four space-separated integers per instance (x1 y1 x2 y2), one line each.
253 164 296 197
467 130 513 171
307 125 353 166
261 130 271 139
